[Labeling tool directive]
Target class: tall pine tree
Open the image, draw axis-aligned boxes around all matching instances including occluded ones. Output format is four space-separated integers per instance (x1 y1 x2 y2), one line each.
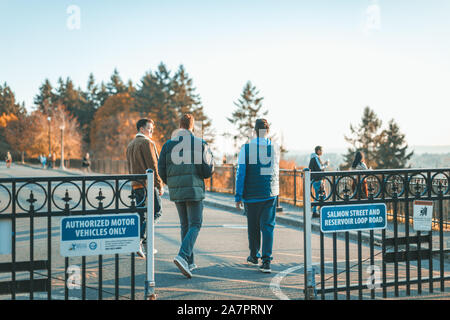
170 65 214 143
0 82 25 115
342 106 383 169
227 81 268 155
376 119 413 168
134 63 178 143
107 68 128 95
34 79 56 116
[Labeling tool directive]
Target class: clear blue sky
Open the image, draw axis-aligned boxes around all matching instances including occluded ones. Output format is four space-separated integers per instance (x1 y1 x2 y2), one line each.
1 0 450 155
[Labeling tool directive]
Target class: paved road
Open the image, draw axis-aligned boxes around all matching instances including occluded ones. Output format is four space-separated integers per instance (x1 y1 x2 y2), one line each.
0 162 448 300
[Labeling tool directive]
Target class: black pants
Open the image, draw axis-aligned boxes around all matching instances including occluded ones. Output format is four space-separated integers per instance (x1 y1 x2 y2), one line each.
135 188 162 240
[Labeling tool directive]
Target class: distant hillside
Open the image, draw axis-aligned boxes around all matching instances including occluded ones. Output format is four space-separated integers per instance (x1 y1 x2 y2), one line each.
408 153 450 169
410 145 450 155
286 150 450 169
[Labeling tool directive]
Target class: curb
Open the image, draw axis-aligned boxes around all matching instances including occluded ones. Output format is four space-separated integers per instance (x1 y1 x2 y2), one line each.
19 163 84 176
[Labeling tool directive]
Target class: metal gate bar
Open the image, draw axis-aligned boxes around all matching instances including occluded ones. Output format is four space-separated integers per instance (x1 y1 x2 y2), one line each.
0 174 150 300
303 168 449 300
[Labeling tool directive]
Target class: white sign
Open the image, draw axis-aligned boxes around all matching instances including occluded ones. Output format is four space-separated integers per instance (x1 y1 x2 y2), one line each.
0 219 12 255
413 200 433 232
60 214 140 257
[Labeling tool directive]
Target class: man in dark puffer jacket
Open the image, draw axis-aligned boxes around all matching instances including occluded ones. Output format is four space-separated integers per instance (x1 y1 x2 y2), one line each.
158 114 214 278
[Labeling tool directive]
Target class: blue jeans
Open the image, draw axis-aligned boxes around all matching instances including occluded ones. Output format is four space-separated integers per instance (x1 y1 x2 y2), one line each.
135 187 162 240
244 198 277 263
175 201 203 265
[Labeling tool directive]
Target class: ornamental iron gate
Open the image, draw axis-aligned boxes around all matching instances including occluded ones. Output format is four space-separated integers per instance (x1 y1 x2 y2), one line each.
0 172 155 300
303 168 450 300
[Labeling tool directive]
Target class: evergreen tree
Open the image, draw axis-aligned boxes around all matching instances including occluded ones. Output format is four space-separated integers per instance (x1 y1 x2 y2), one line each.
80 73 101 146
227 81 268 154
96 81 110 108
170 65 214 143
0 83 25 115
376 119 413 168
134 63 178 143
106 68 127 95
86 73 98 103
34 79 56 116
342 106 383 169
53 77 94 148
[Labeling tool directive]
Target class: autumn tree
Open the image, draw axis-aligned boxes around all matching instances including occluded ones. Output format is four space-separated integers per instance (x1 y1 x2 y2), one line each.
3 113 32 162
2 108 82 160
0 84 26 159
90 92 142 160
0 113 20 160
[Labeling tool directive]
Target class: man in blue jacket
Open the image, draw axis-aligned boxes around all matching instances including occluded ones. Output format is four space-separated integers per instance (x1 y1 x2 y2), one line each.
234 119 280 273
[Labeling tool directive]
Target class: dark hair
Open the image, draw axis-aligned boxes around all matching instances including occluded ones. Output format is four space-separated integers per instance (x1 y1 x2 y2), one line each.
352 151 364 169
255 118 270 137
136 118 154 132
180 114 195 130
315 146 322 154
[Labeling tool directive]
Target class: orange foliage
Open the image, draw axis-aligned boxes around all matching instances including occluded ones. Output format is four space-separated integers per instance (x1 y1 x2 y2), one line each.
90 93 161 160
0 113 18 128
280 159 297 170
209 161 306 208
3 109 82 159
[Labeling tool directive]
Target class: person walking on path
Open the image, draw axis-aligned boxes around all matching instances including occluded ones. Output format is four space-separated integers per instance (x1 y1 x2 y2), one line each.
308 146 329 218
82 153 91 173
234 119 280 273
126 118 164 259
47 153 53 169
5 151 12 168
158 114 214 278
41 154 47 168
351 151 370 198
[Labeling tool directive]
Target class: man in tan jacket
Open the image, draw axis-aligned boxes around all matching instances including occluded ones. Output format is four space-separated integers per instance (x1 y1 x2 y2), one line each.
126 118 164 258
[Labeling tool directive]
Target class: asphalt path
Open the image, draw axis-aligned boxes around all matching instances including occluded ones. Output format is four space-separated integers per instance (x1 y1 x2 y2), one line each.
0 162 448 300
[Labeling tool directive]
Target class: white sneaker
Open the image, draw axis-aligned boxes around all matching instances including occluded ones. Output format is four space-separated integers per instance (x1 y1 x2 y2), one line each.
136 240 157 258
136 243 146 259
173 255 192 278
189 263 197 272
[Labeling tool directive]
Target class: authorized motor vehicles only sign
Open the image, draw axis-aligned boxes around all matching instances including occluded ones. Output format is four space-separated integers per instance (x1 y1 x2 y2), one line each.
60 214 140 257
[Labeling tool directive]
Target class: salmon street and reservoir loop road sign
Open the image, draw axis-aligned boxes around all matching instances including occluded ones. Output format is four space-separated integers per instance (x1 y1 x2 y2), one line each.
320 203 387 233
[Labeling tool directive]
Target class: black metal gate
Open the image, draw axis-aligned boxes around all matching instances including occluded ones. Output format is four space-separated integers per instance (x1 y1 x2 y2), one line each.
0 174 148 300
304 168 450 299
